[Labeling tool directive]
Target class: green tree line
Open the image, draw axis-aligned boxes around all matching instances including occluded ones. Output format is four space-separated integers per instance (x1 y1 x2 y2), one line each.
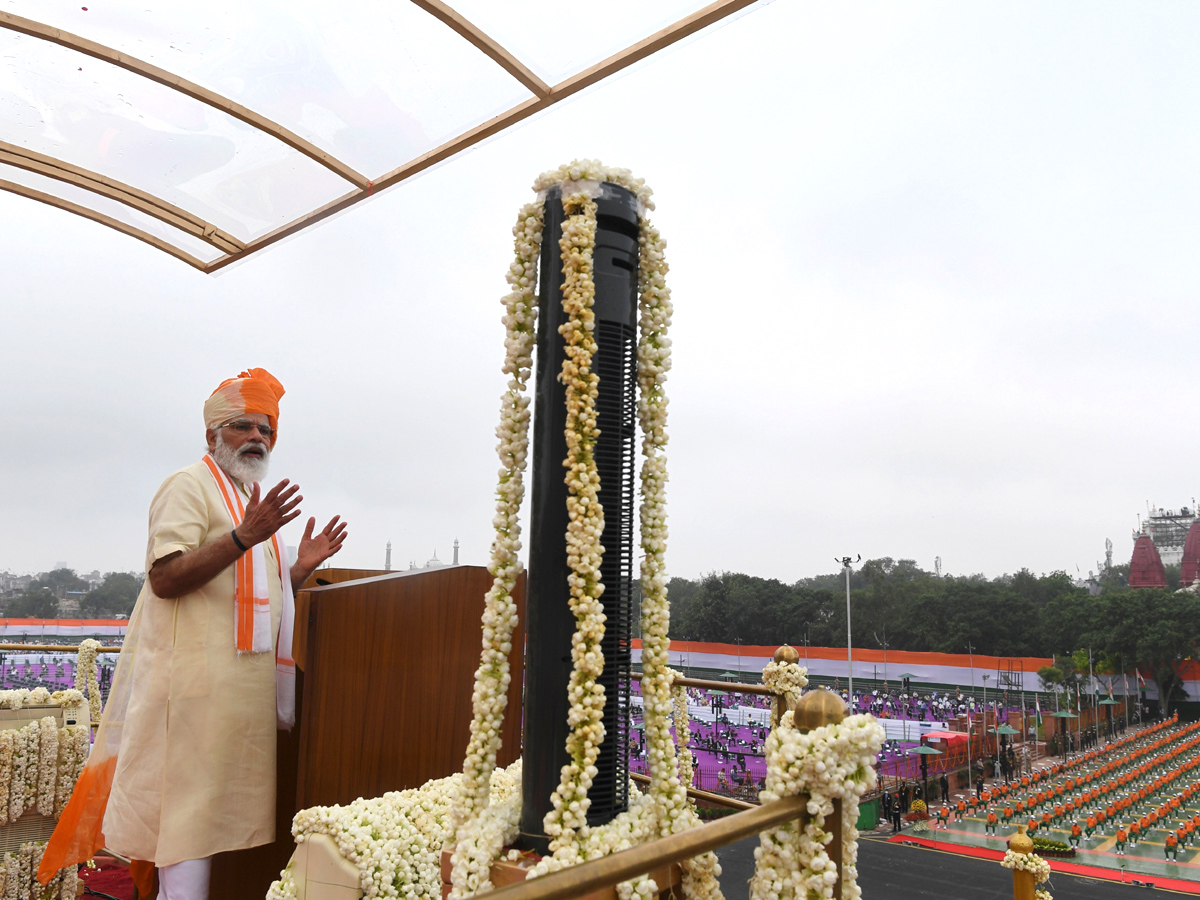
5 568 143 618
659 558 1199 714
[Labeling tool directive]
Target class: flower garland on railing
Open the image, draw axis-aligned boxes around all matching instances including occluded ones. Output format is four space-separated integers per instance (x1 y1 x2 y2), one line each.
749 710 884 900
75 640 102 723
668 669 694 791
761 660 808 717
1001 848 1052 899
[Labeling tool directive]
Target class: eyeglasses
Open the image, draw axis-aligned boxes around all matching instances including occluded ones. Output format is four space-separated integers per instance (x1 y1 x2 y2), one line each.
221 419 275 439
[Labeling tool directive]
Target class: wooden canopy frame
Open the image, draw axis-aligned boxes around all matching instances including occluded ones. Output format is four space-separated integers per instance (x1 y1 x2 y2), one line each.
0 0 760 272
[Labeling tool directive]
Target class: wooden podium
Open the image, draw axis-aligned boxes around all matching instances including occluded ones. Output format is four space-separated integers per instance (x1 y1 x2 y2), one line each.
208 565 525 900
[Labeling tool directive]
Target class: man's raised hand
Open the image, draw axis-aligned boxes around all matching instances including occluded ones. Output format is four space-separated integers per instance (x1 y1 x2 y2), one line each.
236 479 303 547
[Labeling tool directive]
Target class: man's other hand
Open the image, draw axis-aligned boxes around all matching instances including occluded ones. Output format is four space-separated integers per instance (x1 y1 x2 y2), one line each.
236 479 302 547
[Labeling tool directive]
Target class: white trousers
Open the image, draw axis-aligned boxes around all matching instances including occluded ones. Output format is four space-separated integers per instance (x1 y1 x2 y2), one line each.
158 857 212 900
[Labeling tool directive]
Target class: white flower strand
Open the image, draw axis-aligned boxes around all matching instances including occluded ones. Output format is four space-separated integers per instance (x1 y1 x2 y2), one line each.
451 201 543 843
75 640 102 723
668 670 694 792
276 162 730 900
35 716 58 818
761 661 808 717
0 841 74 900
542 190 609 860
268 761 521 900
1002 848 1052 888
55 725 89 819
749 711 884 900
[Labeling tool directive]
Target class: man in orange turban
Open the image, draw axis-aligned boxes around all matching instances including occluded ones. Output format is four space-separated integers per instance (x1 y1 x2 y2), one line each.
42 368 348 900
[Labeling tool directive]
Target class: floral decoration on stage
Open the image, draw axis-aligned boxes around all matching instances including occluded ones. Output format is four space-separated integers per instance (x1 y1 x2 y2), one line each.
0 839 79 900
269 761 522 900
74 640 102 724
749 710 884 900
0 689 89 900
270 160 883 900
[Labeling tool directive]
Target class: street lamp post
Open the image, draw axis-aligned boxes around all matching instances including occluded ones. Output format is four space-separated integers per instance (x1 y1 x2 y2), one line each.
838 555 860 704
966 642 976 793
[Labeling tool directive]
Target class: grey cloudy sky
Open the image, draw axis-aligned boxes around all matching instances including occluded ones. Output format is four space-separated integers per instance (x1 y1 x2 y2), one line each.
3 1 1198 584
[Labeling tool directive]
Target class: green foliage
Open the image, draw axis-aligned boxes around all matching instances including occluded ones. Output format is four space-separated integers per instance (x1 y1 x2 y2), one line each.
30 568 87 596
1032 836 1073 853
671 560 1087 656
669 560 1200 716
1037 666 1063 691
82 572 144 617
7 587 60 618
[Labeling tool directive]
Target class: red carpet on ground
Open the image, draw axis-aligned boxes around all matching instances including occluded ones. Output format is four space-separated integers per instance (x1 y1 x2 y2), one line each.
79 857 135 900
889 833 1200 895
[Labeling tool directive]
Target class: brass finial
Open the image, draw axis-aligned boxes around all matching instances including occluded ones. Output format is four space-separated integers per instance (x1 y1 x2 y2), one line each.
1008 824 1034 854
793 689 846 733
774 645 800 664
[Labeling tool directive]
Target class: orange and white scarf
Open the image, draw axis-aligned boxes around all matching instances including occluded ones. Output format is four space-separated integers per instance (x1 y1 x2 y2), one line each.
201 453 296 729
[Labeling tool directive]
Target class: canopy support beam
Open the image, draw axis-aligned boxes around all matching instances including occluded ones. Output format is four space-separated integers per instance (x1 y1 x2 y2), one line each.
411 0 551 97
204 0 762 272
0 10 369 189
0 179 208 270
0 142 244 254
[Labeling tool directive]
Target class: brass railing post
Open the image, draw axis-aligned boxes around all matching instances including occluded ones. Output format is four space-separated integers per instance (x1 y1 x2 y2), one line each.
793 686 848 899
1008 826 1036 900
828 797 843 898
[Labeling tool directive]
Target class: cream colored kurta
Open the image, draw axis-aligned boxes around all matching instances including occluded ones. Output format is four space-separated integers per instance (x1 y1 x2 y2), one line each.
102 460 283 866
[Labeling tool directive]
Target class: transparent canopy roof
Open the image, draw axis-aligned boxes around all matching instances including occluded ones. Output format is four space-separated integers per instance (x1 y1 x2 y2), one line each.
0 0 762 271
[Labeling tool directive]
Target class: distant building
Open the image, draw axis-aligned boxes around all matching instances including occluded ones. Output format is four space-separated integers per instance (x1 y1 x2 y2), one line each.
1130 535 1167 588
1183 520 1200 587
405 539 460 572
1133 505 1197 568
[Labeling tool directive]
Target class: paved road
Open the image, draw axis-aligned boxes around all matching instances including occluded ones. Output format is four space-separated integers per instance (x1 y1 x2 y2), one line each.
714 833 1161 899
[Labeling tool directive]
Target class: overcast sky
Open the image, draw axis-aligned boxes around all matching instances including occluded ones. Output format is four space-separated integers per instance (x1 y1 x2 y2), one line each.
3 1 1199 584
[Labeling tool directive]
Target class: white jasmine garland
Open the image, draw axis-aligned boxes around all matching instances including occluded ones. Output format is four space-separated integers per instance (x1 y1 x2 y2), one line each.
281 162 733 900
749 711 885 900
761 661 808 716
0 730 12 826
49 690 84 708
75 640 102 723
9 723 30 821
55 725 88 818
267 761 521 900
22 722 38 813
36 716 58 817
15 844 30 900
542 189 609 860
1001 848 1052 885
451 202 543 845
667 669 694 791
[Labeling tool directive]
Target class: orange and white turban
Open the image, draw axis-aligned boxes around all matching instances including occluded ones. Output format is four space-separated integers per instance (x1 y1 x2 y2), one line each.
203 367 285 447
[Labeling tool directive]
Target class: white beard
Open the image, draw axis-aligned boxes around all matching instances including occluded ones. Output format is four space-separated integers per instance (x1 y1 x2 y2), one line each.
213 432 271 485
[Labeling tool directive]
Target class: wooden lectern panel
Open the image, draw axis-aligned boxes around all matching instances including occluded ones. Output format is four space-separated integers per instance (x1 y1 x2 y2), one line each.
209 565 524 899
296 564 525 808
